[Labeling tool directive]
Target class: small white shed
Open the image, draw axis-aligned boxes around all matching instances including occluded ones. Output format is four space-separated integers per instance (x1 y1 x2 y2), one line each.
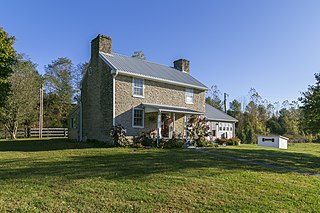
258 135 288 149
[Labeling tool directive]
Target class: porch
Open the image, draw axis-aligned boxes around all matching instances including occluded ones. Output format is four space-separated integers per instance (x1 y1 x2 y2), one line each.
142 103 203 145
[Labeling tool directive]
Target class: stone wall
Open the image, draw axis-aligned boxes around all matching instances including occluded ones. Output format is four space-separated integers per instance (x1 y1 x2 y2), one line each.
82 56 113 142
115 74 205 136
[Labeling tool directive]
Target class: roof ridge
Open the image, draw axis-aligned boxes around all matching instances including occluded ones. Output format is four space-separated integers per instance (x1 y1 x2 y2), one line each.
108 52 191 75
99 51 208 90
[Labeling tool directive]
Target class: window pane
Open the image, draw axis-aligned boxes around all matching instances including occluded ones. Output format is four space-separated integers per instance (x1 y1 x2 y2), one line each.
133 79 144 96
133 109 143 127
185 88 193 103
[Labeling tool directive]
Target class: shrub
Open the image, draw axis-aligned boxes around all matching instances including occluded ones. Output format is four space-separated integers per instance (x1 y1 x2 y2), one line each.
186 115 210 147
227 137 241 146
207 143 219 148
163 138 185 149
216 137 241 146
110 125 129 147
131 143 143 148
216 138 229 145
133 129 157 147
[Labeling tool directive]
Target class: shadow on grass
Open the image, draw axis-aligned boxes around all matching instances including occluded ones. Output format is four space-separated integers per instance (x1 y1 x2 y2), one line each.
209 147 320 174
0 138 104 152
0 149 265 181
1 147 320 181
0 139 319 180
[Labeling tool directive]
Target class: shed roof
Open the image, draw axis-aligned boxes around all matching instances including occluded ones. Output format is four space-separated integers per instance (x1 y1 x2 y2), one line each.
205 104 238 122
99 52 207 90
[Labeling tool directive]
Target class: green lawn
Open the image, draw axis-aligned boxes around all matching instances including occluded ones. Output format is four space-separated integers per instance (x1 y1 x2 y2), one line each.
0 139 319 212
207 143 320 174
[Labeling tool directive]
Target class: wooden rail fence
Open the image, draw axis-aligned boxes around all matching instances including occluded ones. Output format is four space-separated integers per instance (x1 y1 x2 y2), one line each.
0 128 68 139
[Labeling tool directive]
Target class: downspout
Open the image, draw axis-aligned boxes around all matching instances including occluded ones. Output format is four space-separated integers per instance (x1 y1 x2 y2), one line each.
112 70 119 126
79 101 83 141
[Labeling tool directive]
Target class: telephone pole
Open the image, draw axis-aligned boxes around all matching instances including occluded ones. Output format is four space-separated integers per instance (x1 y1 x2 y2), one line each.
39 85 43 138
224 93 228 113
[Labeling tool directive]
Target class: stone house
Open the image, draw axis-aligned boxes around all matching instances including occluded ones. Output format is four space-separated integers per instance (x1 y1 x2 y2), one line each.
68 34 236 143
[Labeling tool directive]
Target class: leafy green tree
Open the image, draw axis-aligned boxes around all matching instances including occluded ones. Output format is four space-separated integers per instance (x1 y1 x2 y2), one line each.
206 85 223 110
73 62 88 103
0 27 16 107
44 57 74 127
132 50 146 60
266 115 285 135
0 54 40 139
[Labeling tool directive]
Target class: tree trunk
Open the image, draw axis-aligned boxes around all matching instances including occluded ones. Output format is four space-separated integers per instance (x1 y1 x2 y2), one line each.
5 122 18 140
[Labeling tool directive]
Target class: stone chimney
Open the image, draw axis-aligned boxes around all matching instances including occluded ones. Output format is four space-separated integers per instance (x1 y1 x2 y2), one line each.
173 59 190 74
91 34 112 59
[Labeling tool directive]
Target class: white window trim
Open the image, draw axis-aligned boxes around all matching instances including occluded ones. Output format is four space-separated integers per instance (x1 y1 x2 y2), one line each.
185 88 194 104
132 78 144 98
132 108 144 128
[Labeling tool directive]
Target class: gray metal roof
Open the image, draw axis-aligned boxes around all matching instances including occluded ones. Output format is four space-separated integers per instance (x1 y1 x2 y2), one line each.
99 52 207 90
205 104 238 122
142 103 203 114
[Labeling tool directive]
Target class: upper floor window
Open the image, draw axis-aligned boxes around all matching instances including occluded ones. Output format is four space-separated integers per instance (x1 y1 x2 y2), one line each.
133 78 144 97
185 88 194 104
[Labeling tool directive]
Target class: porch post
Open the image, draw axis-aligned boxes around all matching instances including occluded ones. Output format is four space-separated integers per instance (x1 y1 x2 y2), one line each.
172 113 175 133
232 122 236 138
157 111 161 147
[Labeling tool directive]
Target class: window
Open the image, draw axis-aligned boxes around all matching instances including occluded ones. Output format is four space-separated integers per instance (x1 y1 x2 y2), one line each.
212 130 216 137
132 108 144 128
133 78 144 97
185 88 194 104
219 127 222 131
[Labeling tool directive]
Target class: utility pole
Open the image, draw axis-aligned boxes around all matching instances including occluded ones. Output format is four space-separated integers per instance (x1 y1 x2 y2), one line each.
224 93 228 113
39 85 43 138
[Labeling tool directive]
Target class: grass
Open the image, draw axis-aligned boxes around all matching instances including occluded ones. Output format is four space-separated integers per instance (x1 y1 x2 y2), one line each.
0 139 319 212
207 143 320 174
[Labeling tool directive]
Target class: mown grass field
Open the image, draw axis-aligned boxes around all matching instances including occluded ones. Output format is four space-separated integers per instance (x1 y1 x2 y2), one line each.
208 143 320 174
0 139 319 212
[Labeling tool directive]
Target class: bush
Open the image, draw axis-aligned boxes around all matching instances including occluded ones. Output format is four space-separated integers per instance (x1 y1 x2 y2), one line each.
227 137 241 146
133 129 157 147
131 143 143 148
163 138 185 149
110 125 129 147
216 137 241 146
207 143 219 148
216 138 229 145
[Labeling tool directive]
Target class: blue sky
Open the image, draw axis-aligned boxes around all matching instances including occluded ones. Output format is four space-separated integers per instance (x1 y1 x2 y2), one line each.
1 0 320 107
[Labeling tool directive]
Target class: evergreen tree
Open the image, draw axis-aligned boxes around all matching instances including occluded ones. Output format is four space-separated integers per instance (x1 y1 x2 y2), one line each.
299 73 320 134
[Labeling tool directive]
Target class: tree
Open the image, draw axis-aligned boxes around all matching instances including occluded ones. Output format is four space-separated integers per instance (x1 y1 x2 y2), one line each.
206 85 223 110
132 50 146 60
44 57 74 127
73 62 88 103
0 54 40 139
227 99 241 118
299 73 320 134
0 27 16 107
